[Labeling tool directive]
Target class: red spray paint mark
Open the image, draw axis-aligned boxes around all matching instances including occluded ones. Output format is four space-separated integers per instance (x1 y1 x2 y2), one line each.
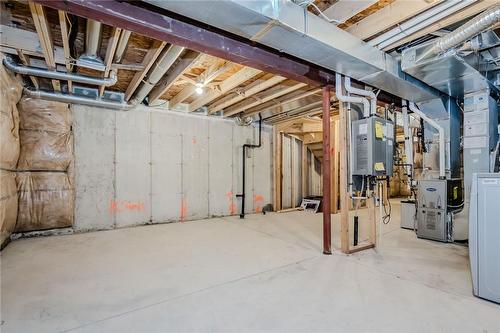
180 198 188 221
109 200 145 215
192 137 197 144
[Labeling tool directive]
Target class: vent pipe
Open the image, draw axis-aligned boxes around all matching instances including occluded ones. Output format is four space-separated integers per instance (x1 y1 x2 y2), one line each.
344 77 376 116
131 44 184 104
114 30 132 63
3 57 117 87
77 19 105 71
23 88 136 111
409 102 446 179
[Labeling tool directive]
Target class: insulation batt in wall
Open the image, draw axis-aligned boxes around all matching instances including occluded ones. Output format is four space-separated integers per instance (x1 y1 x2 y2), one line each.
15 172 74 232
0 171 18 245
0 54 22 246
15 98 74 233
73 105 273 231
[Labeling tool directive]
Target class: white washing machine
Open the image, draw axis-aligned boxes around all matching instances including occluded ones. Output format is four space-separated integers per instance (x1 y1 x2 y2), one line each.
469 173 500 303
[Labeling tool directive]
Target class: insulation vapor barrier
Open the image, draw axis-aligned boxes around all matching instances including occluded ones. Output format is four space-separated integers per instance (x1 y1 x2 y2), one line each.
15 172 74 232
0 56 22 170
0 171 18 245
18 130 73 171
0 54 22 246
14 98 75 234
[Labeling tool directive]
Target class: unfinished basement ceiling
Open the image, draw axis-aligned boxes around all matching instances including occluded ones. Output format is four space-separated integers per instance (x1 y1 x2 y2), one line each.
2 0 493 122
0 0 412 123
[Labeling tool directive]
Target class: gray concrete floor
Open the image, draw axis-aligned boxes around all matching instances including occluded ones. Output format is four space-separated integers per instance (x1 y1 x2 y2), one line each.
1 201 499 333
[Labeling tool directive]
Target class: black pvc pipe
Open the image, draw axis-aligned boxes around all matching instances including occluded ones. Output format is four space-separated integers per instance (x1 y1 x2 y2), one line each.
353 216 359 246
236 114 262 219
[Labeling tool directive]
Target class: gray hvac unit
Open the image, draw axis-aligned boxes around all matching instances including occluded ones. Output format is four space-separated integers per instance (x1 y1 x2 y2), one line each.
352 117 394 176
469 173 500 304
416 179 462 242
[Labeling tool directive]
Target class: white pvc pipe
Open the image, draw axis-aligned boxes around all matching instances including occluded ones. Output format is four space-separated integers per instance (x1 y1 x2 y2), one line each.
344 77 376 117
369 0 474 50
402 103 414 178
409 102 445 179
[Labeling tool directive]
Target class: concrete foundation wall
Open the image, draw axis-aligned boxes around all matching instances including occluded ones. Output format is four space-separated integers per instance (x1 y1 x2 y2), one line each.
73 105 272 231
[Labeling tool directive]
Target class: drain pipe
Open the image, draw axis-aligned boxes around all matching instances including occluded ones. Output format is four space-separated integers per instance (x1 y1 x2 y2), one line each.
23 87 137 111
3 57 117 86
344 77 376 117
336 73 370 197
402 101 414 178
236 114 262 219
409 102 446 179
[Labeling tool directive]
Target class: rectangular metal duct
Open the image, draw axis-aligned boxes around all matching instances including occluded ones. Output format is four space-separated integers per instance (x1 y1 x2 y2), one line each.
143 0 440 104
401 40 499 98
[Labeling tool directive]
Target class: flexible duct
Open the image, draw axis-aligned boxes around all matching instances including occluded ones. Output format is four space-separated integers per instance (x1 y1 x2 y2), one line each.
23 88 136 111
344 77 376 117
3 58 117 86
409 102 445 179
422 4 500 61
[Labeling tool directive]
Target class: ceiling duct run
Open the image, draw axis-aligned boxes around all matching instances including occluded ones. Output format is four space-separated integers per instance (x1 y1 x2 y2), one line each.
402 5 500 98
143 0 442 105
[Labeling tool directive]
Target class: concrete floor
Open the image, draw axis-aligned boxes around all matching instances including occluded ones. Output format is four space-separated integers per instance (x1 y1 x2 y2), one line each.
1 201 499 332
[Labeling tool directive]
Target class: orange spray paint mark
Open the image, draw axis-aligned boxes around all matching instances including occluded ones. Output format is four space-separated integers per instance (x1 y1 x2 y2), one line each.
109 199 145 215
255 205 262 213
229 202 237 215
253 194 264 202
180 198 188 221
192 137 197 144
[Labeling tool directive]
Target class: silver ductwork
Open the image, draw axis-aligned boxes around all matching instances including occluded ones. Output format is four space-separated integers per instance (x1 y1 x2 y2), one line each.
3 57 117 86
402 5 500 98
421 4 500 62
77 19 105 71
23 88 136 111
143 0 441 105
131 44 184 104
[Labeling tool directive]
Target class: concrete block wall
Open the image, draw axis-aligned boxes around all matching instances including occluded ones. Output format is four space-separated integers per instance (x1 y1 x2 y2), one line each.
72 105 272 231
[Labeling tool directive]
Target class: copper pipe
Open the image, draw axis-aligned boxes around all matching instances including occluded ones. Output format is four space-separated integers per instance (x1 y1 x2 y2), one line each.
322 86 332 255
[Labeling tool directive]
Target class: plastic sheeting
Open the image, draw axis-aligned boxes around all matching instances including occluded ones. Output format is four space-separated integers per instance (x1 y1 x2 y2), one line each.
0 171 18 246
17 98 71 133
15 172 74 232
0 54 23 170
18 130 73 171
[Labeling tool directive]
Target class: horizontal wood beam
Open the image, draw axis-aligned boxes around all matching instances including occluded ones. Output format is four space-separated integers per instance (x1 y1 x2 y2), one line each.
208 75 286 114
224 81 307 117
188 66 261 112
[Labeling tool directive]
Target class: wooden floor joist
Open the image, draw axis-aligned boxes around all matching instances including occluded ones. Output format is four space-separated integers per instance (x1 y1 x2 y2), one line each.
58 10 72 92
29 1 60 91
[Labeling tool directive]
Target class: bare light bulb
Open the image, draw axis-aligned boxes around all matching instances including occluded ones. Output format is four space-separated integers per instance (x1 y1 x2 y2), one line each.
195 86 203 95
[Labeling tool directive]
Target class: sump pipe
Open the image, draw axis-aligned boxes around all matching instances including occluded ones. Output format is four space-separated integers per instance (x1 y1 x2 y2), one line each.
409 102 446 179
236 114 262 219
23 87 136 111
3 58 117 86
